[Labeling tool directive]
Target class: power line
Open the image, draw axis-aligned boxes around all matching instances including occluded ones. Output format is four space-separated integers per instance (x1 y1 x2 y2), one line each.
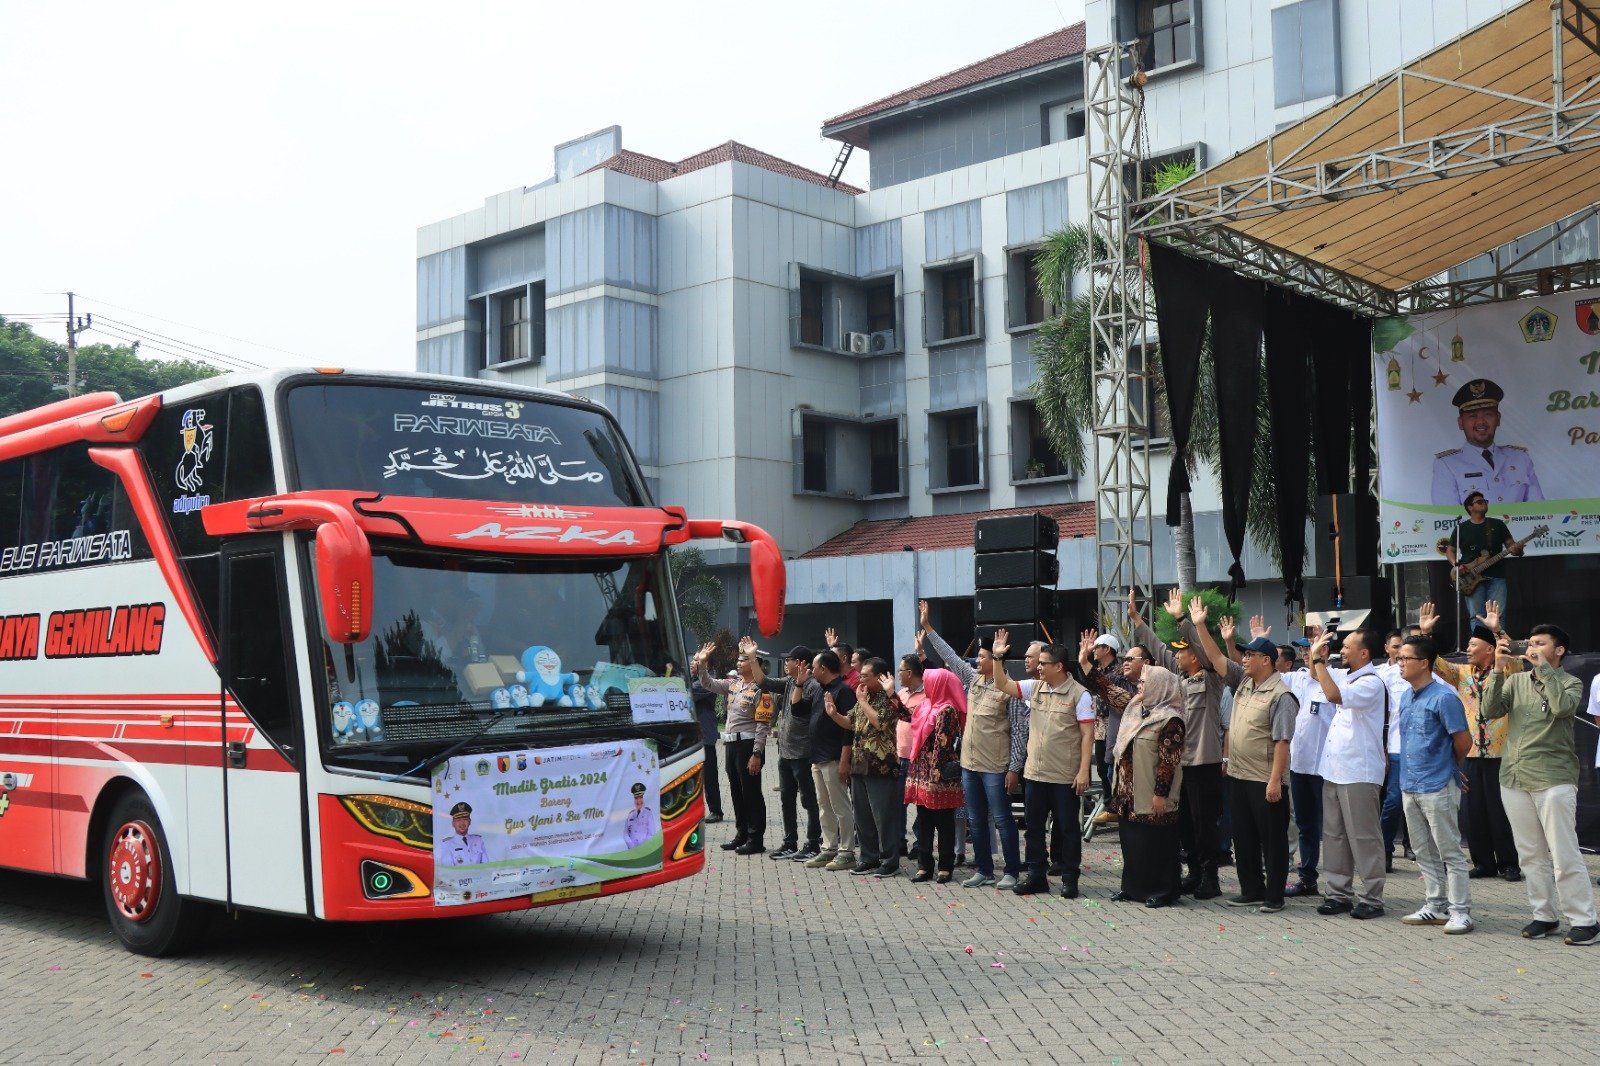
90 315 263 371
86 322 255 376
75 292 313 363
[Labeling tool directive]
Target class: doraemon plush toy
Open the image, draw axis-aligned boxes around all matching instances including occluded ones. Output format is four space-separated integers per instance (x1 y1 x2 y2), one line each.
584 683 605 710
517 645 578 707
507 683 530 708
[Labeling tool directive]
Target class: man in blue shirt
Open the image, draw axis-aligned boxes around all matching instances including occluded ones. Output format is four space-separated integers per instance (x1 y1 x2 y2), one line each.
1395 635 1473 934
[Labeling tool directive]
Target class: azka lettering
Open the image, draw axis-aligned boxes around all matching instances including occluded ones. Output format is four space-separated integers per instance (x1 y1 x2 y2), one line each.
451 523 639 546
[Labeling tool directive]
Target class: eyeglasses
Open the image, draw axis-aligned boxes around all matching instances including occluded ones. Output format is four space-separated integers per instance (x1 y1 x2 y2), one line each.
1396 655 1429 663
1037 658 1060 667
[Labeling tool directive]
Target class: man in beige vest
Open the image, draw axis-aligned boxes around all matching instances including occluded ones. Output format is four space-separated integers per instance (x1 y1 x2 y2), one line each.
1223 637 1298 913
991 630 1095 898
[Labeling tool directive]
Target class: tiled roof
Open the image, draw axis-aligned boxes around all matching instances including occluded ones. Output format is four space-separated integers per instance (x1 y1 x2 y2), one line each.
822 23 1086 133
587 140 863 195
800 502 1095 559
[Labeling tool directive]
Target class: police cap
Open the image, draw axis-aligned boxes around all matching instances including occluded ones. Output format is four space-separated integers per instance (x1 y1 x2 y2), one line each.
449 801 472 817
631 782 647 796
1451 378 1503 412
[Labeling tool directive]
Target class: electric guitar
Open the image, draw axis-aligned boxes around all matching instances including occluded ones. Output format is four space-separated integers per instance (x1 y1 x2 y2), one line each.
1434 524 1547 595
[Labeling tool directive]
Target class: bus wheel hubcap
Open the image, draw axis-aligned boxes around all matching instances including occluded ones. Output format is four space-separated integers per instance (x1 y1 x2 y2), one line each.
108 821 161 922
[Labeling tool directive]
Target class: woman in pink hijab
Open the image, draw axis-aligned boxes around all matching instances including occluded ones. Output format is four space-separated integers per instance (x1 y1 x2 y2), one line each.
904 664 967 882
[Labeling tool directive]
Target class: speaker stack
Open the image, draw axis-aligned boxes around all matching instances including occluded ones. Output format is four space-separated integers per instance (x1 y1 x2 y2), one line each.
973 513 1059 659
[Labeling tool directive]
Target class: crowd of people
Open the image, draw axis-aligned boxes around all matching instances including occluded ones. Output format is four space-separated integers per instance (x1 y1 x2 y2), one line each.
691 592 1600 946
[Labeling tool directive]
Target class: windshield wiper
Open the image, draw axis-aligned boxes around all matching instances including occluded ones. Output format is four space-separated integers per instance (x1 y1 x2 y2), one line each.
379 709 515 782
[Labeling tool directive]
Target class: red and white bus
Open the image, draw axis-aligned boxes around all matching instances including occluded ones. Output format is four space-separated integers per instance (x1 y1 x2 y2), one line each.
0 369 783 955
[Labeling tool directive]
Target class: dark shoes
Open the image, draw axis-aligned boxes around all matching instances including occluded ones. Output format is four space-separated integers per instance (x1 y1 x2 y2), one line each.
770 846 797 860
704 813 724 824
1467 866 1499 879
1047 862 1064 877
1110 890 1134 902
1257 901 1286 914
910 870 934 884
1059 879 1079 900
734 841 766 855
1317 899 1353 916
1564 924 1599 947
1522 919 1561 939
1284 882 1320 898
720 838 746 851
1012 875 1049 896
849 862 879 876
1350 903 1385 920
791 847 821 863
1145 894 1179 909
935 871 954 884
1502 867 1524 882
1194 874 1222 901
1178 871 1202 895
1384 855 1394 873
874 864 901 878
1225 895 1264 908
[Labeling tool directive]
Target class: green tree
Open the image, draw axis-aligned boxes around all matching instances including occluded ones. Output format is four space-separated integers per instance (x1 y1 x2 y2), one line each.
669 546 726 648
1028 164 1313 597
1 316 220 421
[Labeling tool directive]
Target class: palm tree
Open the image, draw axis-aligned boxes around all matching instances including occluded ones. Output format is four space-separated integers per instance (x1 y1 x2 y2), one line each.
1029 167 1313 594
669 546 726 647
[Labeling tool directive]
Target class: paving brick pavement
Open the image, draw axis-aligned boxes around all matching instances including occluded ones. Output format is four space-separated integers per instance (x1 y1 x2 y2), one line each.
2 769 1598 1065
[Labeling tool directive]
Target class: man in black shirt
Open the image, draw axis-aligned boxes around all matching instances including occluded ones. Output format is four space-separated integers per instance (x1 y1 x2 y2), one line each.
805 650 858 871
1442 490 1521 628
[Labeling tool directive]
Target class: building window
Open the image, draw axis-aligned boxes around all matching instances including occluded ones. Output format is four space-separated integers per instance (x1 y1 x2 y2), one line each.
1045 102 1086 144
866 280 896 335
925 260 980 346
1010 399 1072 482
929 407 983 491
1007 248 1055 330
1123 0 1199 73
1272 0 1341 107
799 276 826 346
802 418 828 492
869 421 900 496
486 283 545 365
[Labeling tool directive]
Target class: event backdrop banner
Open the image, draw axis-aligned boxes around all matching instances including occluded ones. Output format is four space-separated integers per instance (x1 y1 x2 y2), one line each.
430 739 662 907
1373 286 1600 562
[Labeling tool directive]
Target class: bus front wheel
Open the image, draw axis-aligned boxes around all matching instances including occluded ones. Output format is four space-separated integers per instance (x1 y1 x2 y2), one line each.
101 792 201 956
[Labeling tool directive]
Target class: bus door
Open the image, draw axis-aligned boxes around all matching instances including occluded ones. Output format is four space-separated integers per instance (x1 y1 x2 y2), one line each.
219 546 308 914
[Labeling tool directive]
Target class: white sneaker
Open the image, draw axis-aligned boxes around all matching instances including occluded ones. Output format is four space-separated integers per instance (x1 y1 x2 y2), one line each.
961 872 996 888
1443 913 1475 935
995 874 1019 891
1401 908 1447 926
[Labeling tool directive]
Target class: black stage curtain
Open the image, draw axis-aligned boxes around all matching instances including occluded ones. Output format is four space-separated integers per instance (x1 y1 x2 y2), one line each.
1309 301 1355 495
1148 242 1211 526
1262 288 1314 608
1344 314 1378 572
1207 265 1264 592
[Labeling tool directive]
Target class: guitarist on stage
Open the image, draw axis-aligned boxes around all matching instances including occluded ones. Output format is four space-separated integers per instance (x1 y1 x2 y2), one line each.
1442 490 1522 625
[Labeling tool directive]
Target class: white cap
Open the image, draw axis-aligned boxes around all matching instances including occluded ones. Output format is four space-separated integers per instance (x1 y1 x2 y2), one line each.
1092 633 1122 653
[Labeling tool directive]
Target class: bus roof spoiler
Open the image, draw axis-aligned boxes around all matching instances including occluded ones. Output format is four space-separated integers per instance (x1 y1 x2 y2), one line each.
0 391 121 439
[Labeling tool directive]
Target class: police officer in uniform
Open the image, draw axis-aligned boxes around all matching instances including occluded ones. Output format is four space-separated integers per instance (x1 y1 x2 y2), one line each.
1430 378 1543 506
441 801 487 865
624 782 657 848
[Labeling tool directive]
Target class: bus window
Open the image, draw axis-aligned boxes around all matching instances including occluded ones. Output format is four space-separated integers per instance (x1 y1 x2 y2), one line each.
224 550 298 760
0 445 150 576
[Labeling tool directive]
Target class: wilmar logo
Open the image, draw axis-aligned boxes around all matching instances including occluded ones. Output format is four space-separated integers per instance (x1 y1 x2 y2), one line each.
1578 298 1600 335
1550 529 1585 546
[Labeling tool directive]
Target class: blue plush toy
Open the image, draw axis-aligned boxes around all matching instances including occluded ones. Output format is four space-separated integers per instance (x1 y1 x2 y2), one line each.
517 645 578 707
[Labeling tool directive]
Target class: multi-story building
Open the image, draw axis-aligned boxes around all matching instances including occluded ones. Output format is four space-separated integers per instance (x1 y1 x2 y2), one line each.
416 1 1534 656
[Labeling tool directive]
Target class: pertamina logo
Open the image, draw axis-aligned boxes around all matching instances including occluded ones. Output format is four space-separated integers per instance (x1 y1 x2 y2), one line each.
1577 298 1600 335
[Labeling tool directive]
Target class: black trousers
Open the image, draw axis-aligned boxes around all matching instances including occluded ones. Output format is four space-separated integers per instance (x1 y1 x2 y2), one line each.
1178 762 1225 874
1229 777 1291 906
777 755 820 850
697 705 723 817
1120 819 1181 900
724 739 765 844
1463 757 1518 871
915 807 957 873
1024 779 1082 880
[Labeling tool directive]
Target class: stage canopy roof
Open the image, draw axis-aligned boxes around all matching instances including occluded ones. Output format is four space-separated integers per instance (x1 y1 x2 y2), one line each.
1130 0 1600 316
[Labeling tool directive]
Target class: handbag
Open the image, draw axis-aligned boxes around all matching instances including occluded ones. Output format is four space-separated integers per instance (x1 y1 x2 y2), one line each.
937 735 962 783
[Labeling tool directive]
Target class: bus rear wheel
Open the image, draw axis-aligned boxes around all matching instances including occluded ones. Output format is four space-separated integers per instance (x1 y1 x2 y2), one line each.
101 792 201 956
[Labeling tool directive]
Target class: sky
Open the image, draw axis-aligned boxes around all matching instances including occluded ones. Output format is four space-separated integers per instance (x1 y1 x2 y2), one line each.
0 0 1087 374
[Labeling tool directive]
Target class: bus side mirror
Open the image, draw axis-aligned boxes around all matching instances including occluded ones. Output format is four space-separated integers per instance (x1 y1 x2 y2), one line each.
314 519 373 644
682 518 786 638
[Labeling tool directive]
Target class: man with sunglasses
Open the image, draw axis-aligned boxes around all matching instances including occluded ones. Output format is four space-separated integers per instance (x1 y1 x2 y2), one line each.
1393 635 1474 934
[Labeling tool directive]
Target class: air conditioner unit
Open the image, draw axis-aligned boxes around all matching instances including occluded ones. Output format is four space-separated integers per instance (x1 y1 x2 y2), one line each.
870 329 896 353
846 332 872 355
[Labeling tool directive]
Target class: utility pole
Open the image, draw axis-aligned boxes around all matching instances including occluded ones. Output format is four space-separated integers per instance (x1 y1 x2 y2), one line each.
65 291 92 397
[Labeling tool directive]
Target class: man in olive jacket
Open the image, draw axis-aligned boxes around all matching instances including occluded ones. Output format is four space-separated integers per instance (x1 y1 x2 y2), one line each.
1480 623 1597 946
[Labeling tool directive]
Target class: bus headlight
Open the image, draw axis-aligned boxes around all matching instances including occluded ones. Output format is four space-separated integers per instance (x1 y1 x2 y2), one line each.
672 821 706 860
339 795 433 850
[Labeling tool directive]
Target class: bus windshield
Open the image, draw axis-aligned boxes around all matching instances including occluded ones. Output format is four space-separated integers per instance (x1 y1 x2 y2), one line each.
315 546 691 776
285 382 648 508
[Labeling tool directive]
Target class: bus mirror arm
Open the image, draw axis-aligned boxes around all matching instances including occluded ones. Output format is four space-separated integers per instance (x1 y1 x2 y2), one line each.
684 519 786 639
237 498 374 644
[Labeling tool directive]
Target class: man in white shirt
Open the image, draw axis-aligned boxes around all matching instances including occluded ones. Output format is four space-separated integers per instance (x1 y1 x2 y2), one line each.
1376 630 1415 872
1284 639 1335 898
1591 674 1600 888
1309 628 1391 919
